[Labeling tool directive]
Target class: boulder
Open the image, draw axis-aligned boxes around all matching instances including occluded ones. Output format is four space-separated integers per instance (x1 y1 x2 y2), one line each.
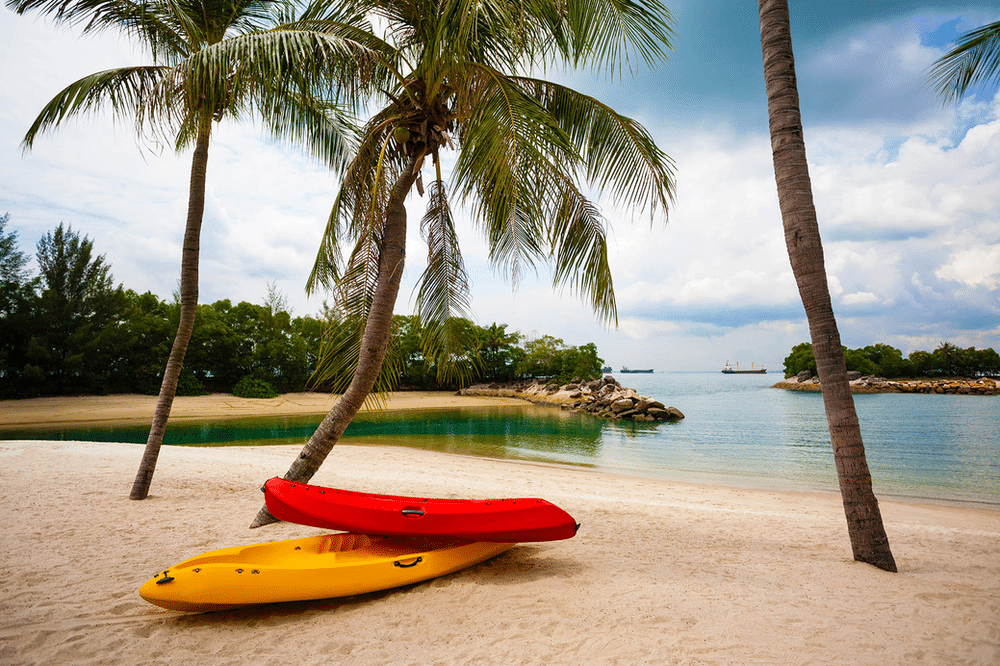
611 398 635 413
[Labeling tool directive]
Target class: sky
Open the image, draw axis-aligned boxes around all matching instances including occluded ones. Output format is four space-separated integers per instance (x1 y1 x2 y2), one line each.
2 1 999 374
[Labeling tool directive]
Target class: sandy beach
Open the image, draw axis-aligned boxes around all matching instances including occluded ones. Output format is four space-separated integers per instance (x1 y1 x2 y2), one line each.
1 394 998 665
0 391 527 428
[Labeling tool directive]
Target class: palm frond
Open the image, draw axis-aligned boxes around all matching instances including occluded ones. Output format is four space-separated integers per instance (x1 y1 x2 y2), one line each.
414 179 476 384
21 65 178 149
420 316 482 386
928 20 1000 102
452 64 575 283
7 0 193 61
517 76 675 220
309 310 402 408
257 91 359 172
416 179 471 324
545 172 617 323
564 0 674 75
306 113 404 294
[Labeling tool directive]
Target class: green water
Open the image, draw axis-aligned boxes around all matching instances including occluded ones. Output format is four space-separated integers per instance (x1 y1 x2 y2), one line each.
4 373 998 506
2 405 636 467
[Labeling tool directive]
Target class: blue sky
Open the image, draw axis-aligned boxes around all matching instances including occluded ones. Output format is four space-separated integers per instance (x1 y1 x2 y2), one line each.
2 1 998 373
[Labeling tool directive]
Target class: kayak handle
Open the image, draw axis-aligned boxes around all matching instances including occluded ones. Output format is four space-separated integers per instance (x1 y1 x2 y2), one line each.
155 570 174 585
401 508 425 517
394 557 422 568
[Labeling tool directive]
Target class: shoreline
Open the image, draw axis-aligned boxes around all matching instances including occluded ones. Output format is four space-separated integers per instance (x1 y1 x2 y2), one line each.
4 391 997 510
2 439 998 665
0 390 528 429
772 376 999 395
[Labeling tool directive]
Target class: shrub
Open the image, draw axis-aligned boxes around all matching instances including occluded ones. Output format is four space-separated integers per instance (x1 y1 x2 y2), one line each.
176 373 209 396
232 376 279 399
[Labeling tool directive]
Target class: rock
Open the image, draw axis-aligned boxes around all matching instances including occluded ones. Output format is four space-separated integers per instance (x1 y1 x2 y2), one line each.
646 407 683 421
796 370 811 382
611 398 635 413
459 378 682 424
846 371 862 381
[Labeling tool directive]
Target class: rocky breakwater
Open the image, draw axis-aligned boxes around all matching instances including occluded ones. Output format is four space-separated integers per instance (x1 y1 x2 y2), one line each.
459 375 684 422
773 371 999 395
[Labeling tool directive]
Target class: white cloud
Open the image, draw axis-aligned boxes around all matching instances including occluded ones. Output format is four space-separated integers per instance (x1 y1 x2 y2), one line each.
841 291 881 306
935 244 1000 290
2 7 999 376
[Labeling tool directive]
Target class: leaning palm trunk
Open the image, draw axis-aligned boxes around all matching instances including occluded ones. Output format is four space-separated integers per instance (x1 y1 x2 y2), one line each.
249 156 419 528
758 0 896 571
130 116 212 500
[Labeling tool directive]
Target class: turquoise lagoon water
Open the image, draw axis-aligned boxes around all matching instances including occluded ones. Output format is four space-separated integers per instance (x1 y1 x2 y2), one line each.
4 372 998 507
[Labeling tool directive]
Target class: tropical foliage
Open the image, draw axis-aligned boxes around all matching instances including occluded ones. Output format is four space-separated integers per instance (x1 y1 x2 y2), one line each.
245 0 677 527
783 342 1000 379
928 19 1000 101
0 220 602 397
6 0 384 498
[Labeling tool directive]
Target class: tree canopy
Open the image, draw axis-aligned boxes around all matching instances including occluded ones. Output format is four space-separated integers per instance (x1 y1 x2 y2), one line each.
783 341 1000 379
0 220 605 398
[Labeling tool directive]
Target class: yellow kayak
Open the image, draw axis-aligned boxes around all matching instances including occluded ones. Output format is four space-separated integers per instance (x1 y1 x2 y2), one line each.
139 533 514 612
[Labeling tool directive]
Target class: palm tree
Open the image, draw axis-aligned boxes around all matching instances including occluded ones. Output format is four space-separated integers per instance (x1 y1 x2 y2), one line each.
250 0 678 527
928 19 1000 102
757 0 896 571
8 0 384 499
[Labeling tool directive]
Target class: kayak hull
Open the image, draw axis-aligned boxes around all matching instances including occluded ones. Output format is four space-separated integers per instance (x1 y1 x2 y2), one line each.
263 477 579 542
139 533 514 612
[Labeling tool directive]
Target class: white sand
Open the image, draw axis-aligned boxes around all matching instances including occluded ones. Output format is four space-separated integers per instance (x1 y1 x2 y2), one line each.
0 391 526 428
1 438 998 665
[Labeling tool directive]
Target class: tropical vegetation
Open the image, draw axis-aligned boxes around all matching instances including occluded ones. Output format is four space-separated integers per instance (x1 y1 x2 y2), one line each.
0 219 604 398
247 0 677 527
783 342 1000 380
6 0 382 499
927 18 1000 101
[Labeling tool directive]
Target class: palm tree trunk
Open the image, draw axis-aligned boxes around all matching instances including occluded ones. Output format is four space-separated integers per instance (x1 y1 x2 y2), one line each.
758 0 896 572
249 155 421 528
129 114 212 500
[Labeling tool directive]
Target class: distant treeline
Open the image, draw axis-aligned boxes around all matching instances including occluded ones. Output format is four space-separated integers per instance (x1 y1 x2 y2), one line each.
0 218 604 398
783 342 1000 379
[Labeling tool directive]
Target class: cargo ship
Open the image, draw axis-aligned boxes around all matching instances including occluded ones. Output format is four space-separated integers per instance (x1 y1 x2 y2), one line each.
721 361 766 374
621 367 653 373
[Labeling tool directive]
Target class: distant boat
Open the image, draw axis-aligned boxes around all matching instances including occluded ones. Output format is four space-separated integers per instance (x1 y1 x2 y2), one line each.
722 361 766 374
601 366 612 373
621 367 653 373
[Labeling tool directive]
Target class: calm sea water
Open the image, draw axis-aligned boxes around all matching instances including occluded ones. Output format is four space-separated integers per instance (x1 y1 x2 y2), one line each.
4 373 998 507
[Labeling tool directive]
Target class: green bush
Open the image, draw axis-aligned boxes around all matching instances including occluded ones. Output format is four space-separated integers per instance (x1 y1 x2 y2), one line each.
232 376 279 399
176 373 209 396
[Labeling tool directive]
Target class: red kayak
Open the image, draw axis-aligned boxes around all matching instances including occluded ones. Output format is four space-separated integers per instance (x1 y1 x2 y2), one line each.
263 477 580 542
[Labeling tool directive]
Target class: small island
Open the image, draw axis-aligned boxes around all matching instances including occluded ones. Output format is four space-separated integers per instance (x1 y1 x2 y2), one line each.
774 342 999 395
773 371 999 396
